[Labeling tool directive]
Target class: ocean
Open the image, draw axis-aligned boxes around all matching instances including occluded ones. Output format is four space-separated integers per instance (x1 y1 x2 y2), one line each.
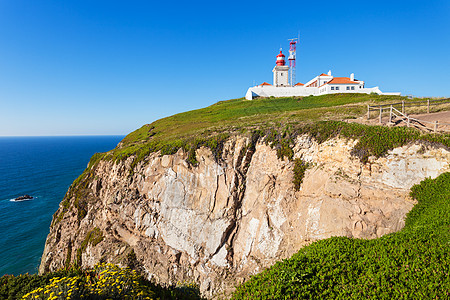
0 135 124 276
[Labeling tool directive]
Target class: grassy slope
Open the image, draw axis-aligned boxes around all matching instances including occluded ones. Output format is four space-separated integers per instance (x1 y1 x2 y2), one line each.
231 173 450 299
110 94 408 161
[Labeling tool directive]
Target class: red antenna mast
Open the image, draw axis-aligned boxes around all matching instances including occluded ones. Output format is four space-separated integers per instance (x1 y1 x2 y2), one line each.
288 37 298 86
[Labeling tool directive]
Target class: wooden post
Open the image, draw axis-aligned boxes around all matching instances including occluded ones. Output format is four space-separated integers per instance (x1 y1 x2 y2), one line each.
367 105 370 120
407 117 410 127
389 105 393 124
402 100 405 114
434 121 438 133
427 99 430 114
379 107 382 124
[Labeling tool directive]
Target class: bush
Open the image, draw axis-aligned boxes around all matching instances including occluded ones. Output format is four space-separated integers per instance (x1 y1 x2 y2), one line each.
293 159 309 191
1 263 204 300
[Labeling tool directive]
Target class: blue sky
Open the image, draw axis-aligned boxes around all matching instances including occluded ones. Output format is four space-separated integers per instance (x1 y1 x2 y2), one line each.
0 0 449 136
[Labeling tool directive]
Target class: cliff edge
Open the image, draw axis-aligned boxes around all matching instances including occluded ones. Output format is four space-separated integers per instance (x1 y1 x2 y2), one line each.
39 132 450 298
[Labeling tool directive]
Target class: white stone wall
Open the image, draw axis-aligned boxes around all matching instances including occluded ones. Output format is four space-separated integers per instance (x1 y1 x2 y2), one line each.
245 85 399 100
245 86 318 100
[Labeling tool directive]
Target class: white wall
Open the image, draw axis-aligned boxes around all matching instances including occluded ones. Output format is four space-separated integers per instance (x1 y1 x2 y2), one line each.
245 82 400 100
272 66 289 87
317 75 333 87
246 86 318 100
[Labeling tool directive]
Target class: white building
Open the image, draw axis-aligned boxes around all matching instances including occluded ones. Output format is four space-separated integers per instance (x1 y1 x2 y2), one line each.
273 50 289 86
245 50 400 100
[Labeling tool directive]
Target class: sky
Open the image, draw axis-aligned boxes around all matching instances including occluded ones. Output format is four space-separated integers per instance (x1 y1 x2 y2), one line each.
0 0 449 136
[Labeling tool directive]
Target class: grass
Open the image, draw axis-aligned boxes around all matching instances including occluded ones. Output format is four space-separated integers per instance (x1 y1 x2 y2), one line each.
121 94 406 142
231 172 450 299
106 94 415 166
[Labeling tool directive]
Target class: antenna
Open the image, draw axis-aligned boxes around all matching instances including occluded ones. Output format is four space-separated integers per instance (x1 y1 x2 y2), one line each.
288 36 298 86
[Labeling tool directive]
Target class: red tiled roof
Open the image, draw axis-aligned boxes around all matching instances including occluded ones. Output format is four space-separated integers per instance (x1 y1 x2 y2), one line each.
319 73 329 76
326 77 359 84
294 82 304 86
259 82 272 86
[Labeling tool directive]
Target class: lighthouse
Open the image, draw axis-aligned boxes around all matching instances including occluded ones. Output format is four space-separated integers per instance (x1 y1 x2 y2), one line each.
272 50 290 86
244 40 401 100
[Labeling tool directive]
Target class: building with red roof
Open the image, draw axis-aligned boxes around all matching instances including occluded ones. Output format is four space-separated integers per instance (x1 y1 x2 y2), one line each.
245 48 400 100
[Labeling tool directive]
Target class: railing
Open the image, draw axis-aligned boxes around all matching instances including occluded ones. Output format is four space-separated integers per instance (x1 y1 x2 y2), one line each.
384 105 450 133
367 98 450 122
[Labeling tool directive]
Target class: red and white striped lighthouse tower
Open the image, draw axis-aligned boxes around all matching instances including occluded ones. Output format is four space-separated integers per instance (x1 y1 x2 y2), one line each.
273 49 289 86
276 50 286 66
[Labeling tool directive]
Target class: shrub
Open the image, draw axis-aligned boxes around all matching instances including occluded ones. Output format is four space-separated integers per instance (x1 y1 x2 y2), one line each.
293 159 309 191
11 263 204 300
75 228 104 266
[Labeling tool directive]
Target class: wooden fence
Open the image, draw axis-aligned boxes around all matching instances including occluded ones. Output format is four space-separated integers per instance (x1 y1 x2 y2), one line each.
388 106 442 133
367 98 450 120
366 98 450 133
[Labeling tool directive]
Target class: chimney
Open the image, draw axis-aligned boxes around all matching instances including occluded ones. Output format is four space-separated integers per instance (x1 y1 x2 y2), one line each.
350 73 355 81
328 70 332 76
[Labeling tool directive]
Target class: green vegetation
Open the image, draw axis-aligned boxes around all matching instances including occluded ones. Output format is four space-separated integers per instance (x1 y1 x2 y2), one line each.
106 94 410 166
65 240 72 269
292 159 309 190
249 120 450 189
1 268 85 300
1 263 203 300
264 126 295 160
52 152 102 225
296 121 450 163
232 172 450 299
75 227 104 266
99 94 447 172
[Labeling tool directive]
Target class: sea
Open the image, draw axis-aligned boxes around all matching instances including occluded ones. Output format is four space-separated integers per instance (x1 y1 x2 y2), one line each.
0 135 124 276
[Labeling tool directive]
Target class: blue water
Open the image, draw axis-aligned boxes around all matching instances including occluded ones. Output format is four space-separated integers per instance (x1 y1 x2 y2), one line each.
0 136 124 276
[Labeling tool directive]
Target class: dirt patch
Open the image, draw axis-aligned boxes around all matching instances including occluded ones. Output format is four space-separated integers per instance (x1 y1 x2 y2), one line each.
410 111 450 123
346 110 450 133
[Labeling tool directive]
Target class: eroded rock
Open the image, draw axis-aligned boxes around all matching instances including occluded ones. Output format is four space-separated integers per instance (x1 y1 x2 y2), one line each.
39 135 450 298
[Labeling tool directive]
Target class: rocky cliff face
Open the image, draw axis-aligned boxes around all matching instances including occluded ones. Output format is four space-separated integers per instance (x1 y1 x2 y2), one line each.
39 135 450 298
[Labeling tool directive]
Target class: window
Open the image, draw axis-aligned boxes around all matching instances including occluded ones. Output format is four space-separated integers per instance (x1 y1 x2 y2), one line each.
351 86 355 90
346 86 350 90
336 86 339 90
331 86 335 90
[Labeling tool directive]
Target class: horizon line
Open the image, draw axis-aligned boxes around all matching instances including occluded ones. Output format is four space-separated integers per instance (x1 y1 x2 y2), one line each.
0 134 126 138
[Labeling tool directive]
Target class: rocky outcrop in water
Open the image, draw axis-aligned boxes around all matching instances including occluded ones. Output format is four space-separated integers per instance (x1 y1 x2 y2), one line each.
14 194 33 201
39 135 450 298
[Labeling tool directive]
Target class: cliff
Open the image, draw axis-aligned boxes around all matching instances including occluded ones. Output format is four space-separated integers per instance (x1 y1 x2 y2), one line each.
39 131 450 298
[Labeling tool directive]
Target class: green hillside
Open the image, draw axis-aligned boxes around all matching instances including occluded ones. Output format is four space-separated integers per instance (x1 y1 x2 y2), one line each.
231 172 450 299
107 94 410 164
